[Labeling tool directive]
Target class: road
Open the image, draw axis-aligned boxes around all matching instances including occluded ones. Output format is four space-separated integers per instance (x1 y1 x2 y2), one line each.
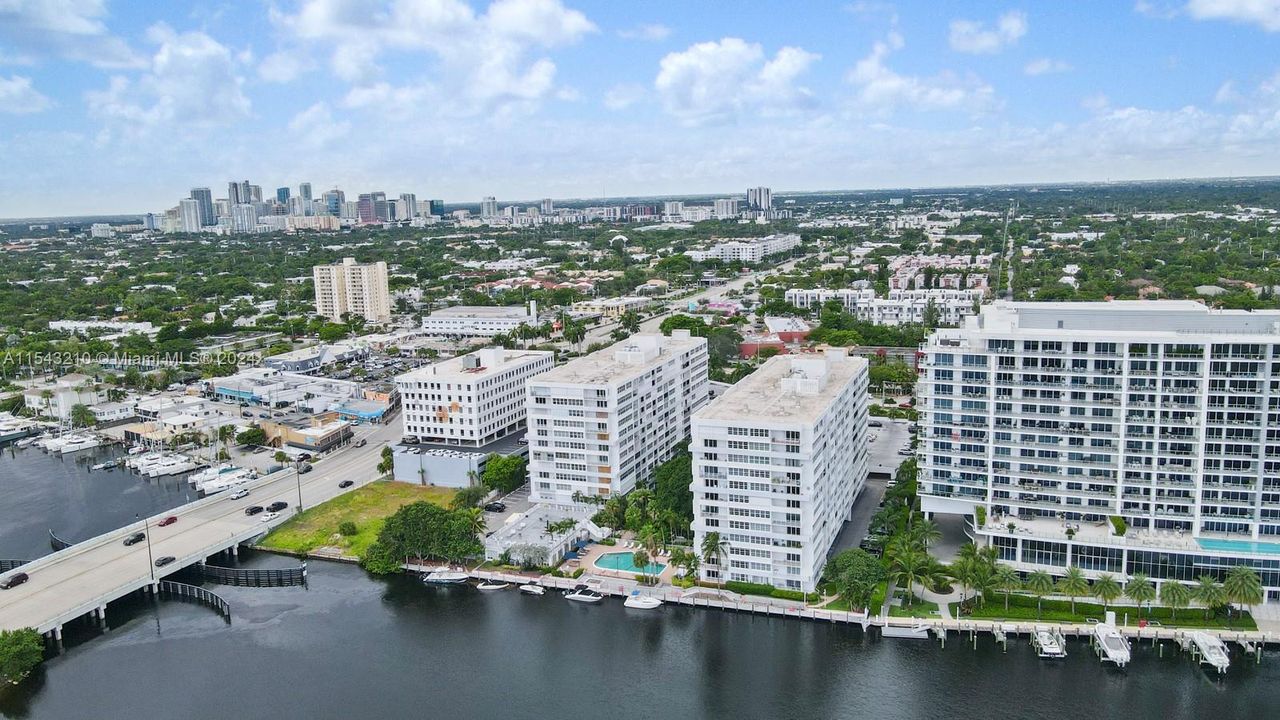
829 418 913 555
0 421 400 633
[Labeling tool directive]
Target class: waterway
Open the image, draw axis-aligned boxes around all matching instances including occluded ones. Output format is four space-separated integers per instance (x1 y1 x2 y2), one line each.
4 448 1280 719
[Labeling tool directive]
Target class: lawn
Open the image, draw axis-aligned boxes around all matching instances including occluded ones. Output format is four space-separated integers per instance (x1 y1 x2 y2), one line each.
258 481 455 559
966 592 1256 630
888 599 941 618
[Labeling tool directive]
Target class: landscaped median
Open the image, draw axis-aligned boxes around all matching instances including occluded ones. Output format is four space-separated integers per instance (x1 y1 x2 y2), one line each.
257 481 455 560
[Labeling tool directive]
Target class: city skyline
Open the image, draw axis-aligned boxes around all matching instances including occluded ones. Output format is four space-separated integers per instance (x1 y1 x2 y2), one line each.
2 1 1280 217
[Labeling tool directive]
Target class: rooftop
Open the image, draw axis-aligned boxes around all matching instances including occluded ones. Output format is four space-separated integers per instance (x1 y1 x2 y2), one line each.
960 300 1280 337
695 350 866 424
531 331 704 386
427 305 534 319
396 348 551 383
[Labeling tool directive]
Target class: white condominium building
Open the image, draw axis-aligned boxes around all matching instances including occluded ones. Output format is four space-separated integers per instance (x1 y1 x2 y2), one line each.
421 302 538 337
685 233 801 263
918 301 1280 601
397 348 554 447
784 287 984 326
526 331 709 505
692 350 869 592
312 257 392 324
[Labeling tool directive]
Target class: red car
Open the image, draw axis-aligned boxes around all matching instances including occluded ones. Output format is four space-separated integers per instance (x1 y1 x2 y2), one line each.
157 516 178 527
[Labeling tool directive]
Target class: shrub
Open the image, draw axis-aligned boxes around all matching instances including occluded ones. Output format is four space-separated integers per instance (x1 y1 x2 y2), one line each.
974 506 986 528
338 521 358 537
1110 516 1128 537
0 628 44 684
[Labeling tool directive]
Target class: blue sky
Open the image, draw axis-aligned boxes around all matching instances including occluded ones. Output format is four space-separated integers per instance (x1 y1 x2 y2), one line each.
1 0 1278 217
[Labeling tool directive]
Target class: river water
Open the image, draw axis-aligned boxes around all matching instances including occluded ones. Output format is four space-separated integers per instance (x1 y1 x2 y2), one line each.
3 448 1280 719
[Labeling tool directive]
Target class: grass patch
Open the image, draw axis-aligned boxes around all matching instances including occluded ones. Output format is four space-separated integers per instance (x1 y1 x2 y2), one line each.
258 480 455 559
888 599 940 618
968 592 1256 630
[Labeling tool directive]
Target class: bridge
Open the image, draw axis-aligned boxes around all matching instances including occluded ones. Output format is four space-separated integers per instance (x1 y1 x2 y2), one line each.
0 423 395 640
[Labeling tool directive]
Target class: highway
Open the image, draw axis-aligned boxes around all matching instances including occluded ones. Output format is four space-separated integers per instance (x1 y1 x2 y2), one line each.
0 421 399 634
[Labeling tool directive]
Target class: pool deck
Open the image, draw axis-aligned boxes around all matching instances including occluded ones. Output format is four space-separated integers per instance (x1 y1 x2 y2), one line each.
566 537 680 585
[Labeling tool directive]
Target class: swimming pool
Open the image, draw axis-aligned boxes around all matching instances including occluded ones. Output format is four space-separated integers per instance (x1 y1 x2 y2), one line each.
1197 538 1280 555
594 551 666 575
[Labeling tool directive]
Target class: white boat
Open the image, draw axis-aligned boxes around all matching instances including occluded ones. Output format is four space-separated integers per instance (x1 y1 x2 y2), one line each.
518 583 546 596
477 580 510 591
14 435 40 448
126 451 164 470
59 434 103 454
1092 616 1131 668
623 591 662 609
1033 629 1067 659
565 585 605 603
90 459 121 471
0 419 40 443
423 569 470 584
144 455 201 477
1188 631 1231 674
127 445 147 455
194 465 255 492
881 623 932 639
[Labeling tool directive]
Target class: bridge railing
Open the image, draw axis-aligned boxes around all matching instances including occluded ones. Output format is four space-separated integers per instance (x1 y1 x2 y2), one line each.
0 559 30 572
159 580 230 623
200 562 307 587
48 529 73 551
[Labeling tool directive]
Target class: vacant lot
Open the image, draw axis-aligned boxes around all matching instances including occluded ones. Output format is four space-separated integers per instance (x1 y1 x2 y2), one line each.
259 481 455 559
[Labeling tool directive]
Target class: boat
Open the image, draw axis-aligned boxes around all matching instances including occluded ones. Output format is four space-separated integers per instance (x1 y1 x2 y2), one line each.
127 445 147 455
14 435 40 448
144 455 201 477
564 585 605 603
1188 631 1231 674
58 433 103 454
423 569 470 584
477 580 510 591
90 459 121 471
1032 629 1067 659
881 622 932 639
518 583 546 596
0 418 41 444
1091 614 1131 668
623 591 662 609
194 465 255 492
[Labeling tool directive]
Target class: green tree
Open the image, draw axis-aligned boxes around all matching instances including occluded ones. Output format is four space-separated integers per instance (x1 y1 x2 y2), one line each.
700 531 729 580
650 449 693 534
1024 570 1055 620
0 627 44 684
463 507 487 537
481 454 527 493
1057 565 1090 615
1092 573 1123 611
1160 581 1192 622
377 445 395 476
1195 575 1226 620
993 564 1020 611
633 550 651 585
450 484 488 510
235 426 266 446
1223 565 1264 621
890 551 933 607
69 403 96 428
1124 572 1157 616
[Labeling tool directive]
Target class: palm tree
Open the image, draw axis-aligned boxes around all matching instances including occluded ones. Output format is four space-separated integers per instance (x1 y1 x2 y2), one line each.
464 507 486 537
948 559 975 610
993 565 1020 611
1024 570 1055 620
1125 573 1157 616
1195 575 1226 620
1092 573 1122 611
700 532 729 581
968 559 997 609
1223 565 1264 623
910 518 942 550
1057 566 1090 615
890 551 933 607
632 550 651 585
1159 581 1192 622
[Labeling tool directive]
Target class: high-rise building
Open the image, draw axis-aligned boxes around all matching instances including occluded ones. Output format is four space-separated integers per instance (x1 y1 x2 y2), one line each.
357 194 376 224
248 184 263 204
143 213 159 231
399 193 417 219
714 198 740 219
428 199 445 216
480 196 498 218
526 331 709 505
370 191 390 222
230 203 257 234
178 198 202 233
288 196 304 216
276 187 290 204
747 186 772 211
918 301 1280 601
298 183 313 215
692 350 869 592
541 198 554 215
189 187 215 227
663 201 684 217
228 181 243 205
398 348 555 448
312 257 391 323
322 189 345 216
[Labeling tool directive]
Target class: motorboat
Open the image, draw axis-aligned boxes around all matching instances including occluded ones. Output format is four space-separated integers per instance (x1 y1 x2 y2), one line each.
127 445 148 455
624 591 662 609
59 434 104 454
477 580 510 591
194 466 255 492
518 583 546 596
144 455 201 477
0 418 41 444
1092 615 1131 668
14 435 40 448
565 585 605 603
1033 629 1067 659
423 569 470 584
1188 631 1231 674
126 451 165 470
90 459 121 471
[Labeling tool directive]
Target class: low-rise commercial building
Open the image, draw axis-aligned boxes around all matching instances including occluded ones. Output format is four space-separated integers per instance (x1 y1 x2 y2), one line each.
421 302 538 337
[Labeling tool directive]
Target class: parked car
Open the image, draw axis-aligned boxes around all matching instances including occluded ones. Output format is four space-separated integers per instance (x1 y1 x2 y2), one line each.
354 439 367 448
266 501 289 512
868 420 883 428
229 488 250 500
897 448 914 456
483 502 507 513
158 515 178 527
261 512 280 523
338 480 354 488
154 556 176 568
244 505 264 516
898 402 913 409
123 532 146 546
0 572 29 590
298 464 313 474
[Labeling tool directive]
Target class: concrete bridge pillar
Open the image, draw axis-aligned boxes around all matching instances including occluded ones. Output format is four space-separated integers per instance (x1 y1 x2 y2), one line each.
230 543 239 559
49 625 63 653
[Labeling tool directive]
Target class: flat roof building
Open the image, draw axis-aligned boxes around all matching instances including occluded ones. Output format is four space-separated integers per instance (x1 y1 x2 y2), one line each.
313 257 391 324
421 302 537 337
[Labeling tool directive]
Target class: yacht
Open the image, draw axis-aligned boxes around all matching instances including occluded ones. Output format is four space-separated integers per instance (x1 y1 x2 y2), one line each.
145 455 201 477
518 583 546 596
623 591 662 609
1032 629 1067 659
564 585 605 603
1188 631 1231 674
477 580 510 591
14 435 41 448
59 434 104 454
423 568 470 584
0 418 40 444
126 451 165 471
199 469 256 495
1092 617 1131 668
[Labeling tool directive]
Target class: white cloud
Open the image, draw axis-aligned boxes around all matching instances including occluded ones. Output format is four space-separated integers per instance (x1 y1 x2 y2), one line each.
1186 0 1280 31
655 38 820 124
1024 58 1072 76
850 33 995 113
0 0 142 68
259 50 306 83
1134 1 1181 19
0 74 51 113
603 83 644 110
618 23 671 41
272 0 596 113
288 102 350 146
1214 79 1241 103
949 11 1029 54
86 23 251 135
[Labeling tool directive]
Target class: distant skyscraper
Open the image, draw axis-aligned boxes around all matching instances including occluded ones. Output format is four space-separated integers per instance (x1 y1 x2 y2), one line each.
323 189 345 216
714 198 740 219
190 187 215 226
481 196 498 218
428 199 445 216
178 199 201 233
541 198 554 214
299 183 313 216
238 180 251 205
288 196 304 216
663 200 684 217
231 204 257 234
399 193 417 219
143 213 159 231
228 181 243 205
357 194 376 224
249 184 263 203
371 191 390 222
747 186 772 211
276 187 290 204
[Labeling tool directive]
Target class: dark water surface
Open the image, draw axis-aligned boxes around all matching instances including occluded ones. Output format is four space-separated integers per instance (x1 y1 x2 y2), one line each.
3 449 1279 719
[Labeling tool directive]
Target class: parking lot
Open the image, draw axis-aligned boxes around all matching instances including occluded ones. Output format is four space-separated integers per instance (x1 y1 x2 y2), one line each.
829 417 914 555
